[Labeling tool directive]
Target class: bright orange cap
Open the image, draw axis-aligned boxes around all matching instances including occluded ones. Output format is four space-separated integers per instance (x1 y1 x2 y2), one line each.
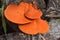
25 4 43 19
4 2 31 24
18 19 50 35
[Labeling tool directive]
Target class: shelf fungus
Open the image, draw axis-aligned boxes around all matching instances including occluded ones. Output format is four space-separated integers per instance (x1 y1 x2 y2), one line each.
4 2 50 35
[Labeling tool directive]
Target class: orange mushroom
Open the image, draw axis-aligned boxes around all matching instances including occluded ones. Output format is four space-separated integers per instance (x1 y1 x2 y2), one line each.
4 2 50 35
4 2 31 24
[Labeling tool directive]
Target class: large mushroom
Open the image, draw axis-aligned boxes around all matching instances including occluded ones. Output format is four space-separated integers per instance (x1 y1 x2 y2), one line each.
4 2 50 35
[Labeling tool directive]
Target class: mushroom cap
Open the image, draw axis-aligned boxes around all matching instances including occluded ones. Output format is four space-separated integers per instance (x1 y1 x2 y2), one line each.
25 4 43 19
18 19 50 35
4 2 31 24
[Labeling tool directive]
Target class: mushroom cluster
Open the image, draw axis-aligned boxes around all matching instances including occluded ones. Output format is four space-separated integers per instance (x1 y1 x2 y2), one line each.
4 2 50 35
